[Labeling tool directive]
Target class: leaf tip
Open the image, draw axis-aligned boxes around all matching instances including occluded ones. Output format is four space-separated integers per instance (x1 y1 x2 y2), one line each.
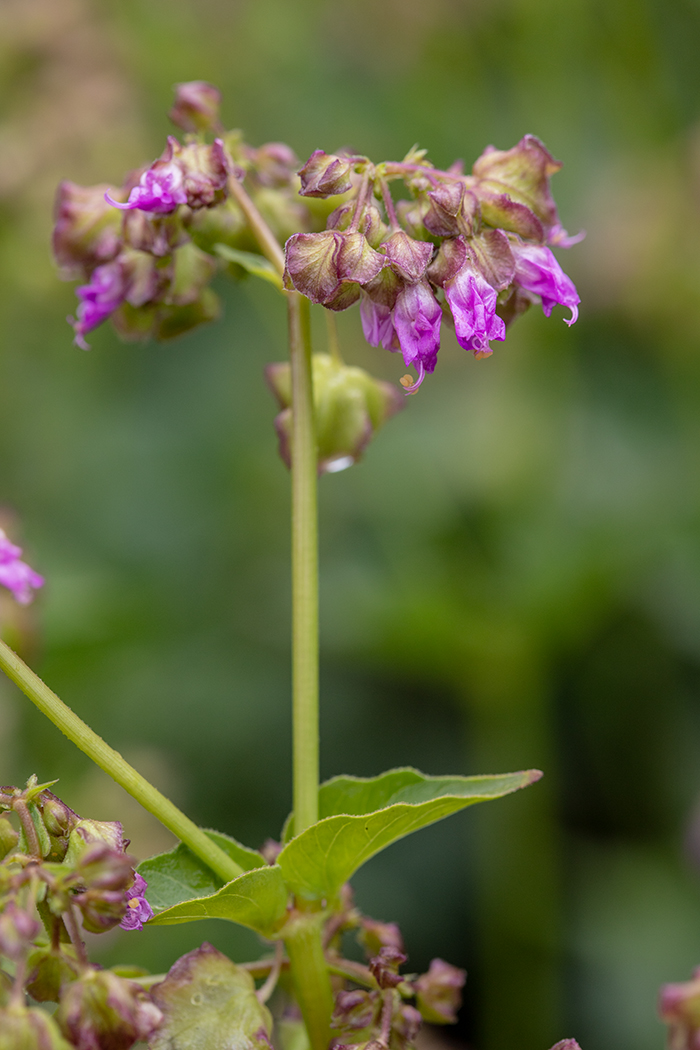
525 769 544 785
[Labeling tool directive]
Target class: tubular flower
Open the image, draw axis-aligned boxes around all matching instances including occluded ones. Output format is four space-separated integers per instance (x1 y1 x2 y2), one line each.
511 243 579 325
0 529 43 605
392 281 442 390
443 261 506 358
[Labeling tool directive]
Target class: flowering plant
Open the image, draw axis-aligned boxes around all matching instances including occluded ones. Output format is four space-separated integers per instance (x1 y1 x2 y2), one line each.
0 81 591 1050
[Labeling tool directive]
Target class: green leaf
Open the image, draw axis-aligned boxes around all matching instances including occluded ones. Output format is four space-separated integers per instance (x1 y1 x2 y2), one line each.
213 243 283 289
138 830 265 915
150 942 272 1050
278 767 541 899
147 864 289 938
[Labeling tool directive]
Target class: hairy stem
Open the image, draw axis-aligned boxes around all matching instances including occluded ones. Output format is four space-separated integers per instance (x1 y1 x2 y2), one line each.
0 639 243 884
284 916 334 1050
288 292 319 835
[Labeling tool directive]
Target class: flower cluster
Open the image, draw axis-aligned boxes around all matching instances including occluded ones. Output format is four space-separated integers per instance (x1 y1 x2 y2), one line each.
284 138 581 391
52 82 322 350
0 527 43 605
0 778 160 1049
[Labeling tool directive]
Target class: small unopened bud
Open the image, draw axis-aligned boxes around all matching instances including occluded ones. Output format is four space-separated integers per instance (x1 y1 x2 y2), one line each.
56 968 163 1050
64 819 125 867
0 817 19 860
392 1003 422 1048
298 150 355 198
0 1005 72 1050
25 946 80 1003
368 947 407 989
53 181 123 278
414 958 466 1024
379 231 433 284
331 990 380 1031
548 1042 583 1050
472 134 562 234
0 902 41 961
358 919 404 959
169 81 222 133
266 354 403 475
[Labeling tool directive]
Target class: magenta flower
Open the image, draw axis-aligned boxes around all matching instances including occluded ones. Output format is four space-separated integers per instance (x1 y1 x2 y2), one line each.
392 281 442 391
70 261 128 350
119 873 153 931
360 296 396 351
106 159 187 215
0 530 43 605
512 243 580 325
444 262 506 358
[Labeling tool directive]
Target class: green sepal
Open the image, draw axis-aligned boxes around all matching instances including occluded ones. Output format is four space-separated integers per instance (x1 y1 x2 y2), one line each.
146 864 289 938
138 830 265 914
279 767 541 899
214 243 283 289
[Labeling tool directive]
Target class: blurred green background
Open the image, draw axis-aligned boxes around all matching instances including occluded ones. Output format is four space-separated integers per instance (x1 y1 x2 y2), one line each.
2 0 700 1047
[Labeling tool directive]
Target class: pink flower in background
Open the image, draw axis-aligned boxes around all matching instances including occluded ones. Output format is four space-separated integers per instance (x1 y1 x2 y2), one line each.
120 873 153 931
0 529 43 605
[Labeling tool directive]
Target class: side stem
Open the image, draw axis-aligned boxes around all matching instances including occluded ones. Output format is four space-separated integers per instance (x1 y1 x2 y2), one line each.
0 639 243 884
288 291 319 835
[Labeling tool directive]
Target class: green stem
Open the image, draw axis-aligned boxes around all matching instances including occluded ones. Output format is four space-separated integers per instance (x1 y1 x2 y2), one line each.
0 638 243 884
288 291 319 835
284 915 334 1050
227 176 286 277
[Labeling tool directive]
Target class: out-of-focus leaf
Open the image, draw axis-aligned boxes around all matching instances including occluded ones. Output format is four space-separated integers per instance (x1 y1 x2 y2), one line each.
279 768 541 899
214 244 283 288
150 942 272 1050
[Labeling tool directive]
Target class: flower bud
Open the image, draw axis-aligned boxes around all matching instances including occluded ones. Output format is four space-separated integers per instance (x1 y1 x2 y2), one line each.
248 142 299 188
56 968 163 1050
379 231 433 284
170 138 231 210
297 150 355 198
284 231 385 309
0 902 41 961
327 201 386 248
75 844 135 892
0 817 19 860
169 81 222 133
414 959 466 1024
53 181 123 279
472 134 562 235
368 947 407 990
266 354 403 475
25 946 80 1003
357 919 404 959
392 1003 422 1049
0 1005 72 1050
64 819 125 867
331 990 380 1031
424 182 479 239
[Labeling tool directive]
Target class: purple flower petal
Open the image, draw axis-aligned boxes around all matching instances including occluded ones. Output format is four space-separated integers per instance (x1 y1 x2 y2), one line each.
512 243 580 325
360 296 396 351
0 531 44 605
119 896 153 931
444 262 506 358
392 282 442 374
106 160 187 215
70 260 128 349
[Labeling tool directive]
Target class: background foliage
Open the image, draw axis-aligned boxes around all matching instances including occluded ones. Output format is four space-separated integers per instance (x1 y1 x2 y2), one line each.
2 1 700 1048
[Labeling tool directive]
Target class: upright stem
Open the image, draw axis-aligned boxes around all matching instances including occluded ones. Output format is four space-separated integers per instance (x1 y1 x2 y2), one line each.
0 639 243 884
287 291 319 835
